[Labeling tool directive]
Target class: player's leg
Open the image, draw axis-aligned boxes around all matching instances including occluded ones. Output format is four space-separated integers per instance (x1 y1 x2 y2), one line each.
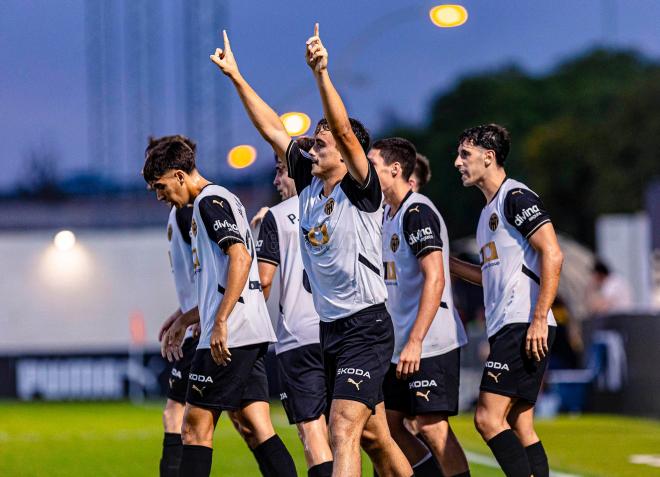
385 410 430 466
161 399 186 477
416 413 469 476
474 391 530 477
507 401 548 477
179 403 220 477
297 416 334 476
328 398 373 476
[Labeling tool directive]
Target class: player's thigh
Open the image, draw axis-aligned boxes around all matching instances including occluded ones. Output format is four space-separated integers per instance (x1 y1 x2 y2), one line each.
163 398 186 433
361 402 392 448
329 398 372 441
474 391 516 438
236 401 275 439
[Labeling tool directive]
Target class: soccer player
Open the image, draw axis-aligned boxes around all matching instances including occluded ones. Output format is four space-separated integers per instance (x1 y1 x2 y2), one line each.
409 153 431 192
450 124 563 477
210 26 412 477
370 137 470 477
254 137 334 477
143 138 297 477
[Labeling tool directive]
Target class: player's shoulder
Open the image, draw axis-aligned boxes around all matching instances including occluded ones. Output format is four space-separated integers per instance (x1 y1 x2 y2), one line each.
501 178 538 200
270 195 298 215
403 192 437 217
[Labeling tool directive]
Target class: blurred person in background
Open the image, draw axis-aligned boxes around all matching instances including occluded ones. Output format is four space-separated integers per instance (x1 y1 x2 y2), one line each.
586 259 634 315
409 153 432 192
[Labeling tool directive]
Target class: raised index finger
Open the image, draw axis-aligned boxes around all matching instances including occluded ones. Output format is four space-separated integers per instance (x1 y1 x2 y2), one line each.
314 22 319 37
222 29 231 51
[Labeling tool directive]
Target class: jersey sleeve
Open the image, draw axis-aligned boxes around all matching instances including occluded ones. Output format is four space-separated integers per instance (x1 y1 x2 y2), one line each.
402 203 444 258
198 195 245 253
340 160 382 212
503 188 552 239
286 140 314 193
256 210 280 266
175 205 194 245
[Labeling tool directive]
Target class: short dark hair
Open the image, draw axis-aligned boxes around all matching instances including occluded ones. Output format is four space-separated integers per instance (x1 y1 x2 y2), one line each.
414 153 432 189
145 135 196 156
371 137 417 181
458 124 511 166
315 117 371 154
143 137 196 183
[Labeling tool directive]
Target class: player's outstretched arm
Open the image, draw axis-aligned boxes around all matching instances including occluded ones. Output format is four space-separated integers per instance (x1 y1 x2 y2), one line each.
526 223 563 361
210 30 290 159
449 256 482 286
306 23 370 184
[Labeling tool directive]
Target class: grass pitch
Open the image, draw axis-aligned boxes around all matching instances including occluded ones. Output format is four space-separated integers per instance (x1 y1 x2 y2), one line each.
0 401 658 476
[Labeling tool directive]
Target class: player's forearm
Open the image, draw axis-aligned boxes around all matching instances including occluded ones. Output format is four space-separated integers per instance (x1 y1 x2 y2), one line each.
215 249 251 324
178 307 200 327
533 247 563 320
409 274 444 343
230 73 289 154
449 256 482 286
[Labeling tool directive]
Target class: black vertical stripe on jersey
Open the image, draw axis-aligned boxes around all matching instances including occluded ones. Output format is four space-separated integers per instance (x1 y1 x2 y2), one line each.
256 210 280 265
286 140 314 194
175 205 194 245
340 161 382 212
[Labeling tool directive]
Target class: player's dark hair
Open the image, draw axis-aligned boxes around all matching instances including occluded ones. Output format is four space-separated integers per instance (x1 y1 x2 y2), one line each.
414 153 432 189
593 259 610 276
142 137 196 183
371 137 417 181
458 124 511 166
274 136 314 166
145 135 196 156
315 117 371 154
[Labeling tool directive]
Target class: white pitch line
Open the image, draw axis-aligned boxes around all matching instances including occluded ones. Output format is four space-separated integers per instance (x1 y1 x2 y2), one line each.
465 451 582 477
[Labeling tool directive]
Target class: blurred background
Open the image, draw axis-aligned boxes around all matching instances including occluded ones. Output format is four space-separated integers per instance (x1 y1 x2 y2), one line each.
1 1 659 475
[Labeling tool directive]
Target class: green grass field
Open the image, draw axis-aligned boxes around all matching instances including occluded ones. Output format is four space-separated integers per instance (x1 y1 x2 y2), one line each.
0 401 659 476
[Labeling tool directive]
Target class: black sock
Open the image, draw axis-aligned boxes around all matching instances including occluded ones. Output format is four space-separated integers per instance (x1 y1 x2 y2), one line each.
413 453 444 476
179 445 212 477
486 430 531 477
308 460 333 477
251 447 272 477
525 441 549 477
160 433 182 477
253 435 297 477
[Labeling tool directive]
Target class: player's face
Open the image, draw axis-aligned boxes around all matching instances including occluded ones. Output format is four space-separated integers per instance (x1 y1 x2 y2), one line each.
273 159 296 200
455 141 487 187
150 170 190 208
367 148 395 190
309 129 344 178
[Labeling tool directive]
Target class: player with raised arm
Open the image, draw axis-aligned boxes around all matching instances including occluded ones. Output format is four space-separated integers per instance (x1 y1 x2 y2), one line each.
251 137 334 477
210 26 412 477
144 138 296 477
370 137 470 477
450 124 563 477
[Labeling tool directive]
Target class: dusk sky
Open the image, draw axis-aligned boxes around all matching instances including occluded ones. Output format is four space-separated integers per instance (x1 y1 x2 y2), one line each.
2 0 660 190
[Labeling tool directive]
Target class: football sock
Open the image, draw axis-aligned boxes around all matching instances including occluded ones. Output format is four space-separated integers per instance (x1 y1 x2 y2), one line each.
253 434 297 477
412 452 444 476
160 433 182 477
487 430 532 477
179 445 212 477
308 460 333 477
525 441 549 477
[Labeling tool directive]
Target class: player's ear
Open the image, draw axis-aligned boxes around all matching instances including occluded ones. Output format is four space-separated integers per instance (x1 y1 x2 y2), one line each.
175 170 186 185
484 150 494 167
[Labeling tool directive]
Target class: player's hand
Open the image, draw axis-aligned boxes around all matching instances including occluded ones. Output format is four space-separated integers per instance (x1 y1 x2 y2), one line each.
305 23 327 74
210 320 232 366
161 319 186 362
250 207 270 229
191 322 201 339
396 339 422 380
158 309 180 342
210 30 239 78
526 317 549 362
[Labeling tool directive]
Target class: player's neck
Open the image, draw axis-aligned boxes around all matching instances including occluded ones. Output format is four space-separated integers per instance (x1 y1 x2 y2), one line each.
478 168 507 204
384 181 411 217
321 174 343 197
186 171 211 202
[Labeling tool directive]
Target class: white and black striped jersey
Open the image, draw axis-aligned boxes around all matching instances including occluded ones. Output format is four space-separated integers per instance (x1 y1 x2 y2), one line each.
382 191 467 363
256 196 320 354
287 140 388 322
191 184 276 349
167 206 197 340
477 178 557 337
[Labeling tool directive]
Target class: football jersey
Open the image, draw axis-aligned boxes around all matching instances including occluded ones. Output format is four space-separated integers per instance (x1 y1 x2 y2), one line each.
167 206 197 340
256 196 319 354
191 184 276 349
287 140 388 322
382 191 467 363
477 178 557 337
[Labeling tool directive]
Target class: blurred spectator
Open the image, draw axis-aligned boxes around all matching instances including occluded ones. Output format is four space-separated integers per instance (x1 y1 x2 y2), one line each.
549 297 582 369
586 259 634 314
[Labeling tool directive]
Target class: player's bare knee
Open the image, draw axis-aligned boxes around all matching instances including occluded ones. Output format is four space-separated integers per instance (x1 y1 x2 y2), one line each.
417 416 448 442
474 406 497 438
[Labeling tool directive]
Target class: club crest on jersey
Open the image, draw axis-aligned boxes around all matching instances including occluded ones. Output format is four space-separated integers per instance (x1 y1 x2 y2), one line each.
191 218 198 237
167 224 173 241
390 234 400 252
489 213 499 231
324 198 335 215
305 223 330 247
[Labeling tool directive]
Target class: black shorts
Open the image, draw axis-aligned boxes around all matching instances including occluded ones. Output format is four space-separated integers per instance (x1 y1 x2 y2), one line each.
277 343 327 424
320 303 394 411
186 342 269 412
166 337 199 404
480 323 556 404
384 348 461 416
